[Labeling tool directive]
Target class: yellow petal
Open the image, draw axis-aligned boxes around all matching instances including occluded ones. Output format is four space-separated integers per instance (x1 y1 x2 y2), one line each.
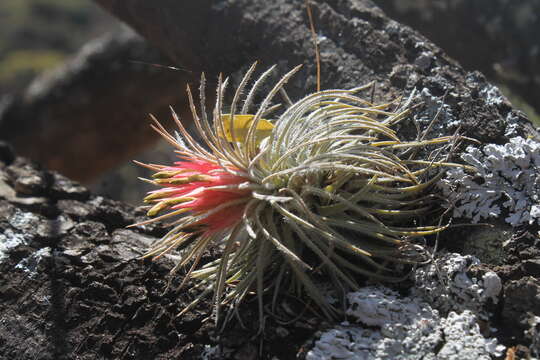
220 114 274 143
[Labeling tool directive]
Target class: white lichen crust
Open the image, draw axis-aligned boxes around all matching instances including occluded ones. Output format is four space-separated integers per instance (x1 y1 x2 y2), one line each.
0 228 28 263
526 316 540 359
306 253 504 359
413 253 502 319
415 88 461 134
306 286 504 360
14 247 52 278
439 136 540 226
0 208 39 262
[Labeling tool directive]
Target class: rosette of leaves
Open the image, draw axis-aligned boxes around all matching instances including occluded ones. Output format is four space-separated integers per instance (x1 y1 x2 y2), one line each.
133 63 461 326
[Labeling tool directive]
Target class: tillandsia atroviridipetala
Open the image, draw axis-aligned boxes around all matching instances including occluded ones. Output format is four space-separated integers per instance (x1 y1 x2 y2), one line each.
131 63 474 329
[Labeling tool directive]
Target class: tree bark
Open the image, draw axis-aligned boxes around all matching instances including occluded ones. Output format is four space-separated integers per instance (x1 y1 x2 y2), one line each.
376 0 540 119
92 0 537 143
0 1 538 359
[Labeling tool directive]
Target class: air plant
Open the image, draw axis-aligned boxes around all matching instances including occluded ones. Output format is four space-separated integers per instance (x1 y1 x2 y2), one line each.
133 63 464 326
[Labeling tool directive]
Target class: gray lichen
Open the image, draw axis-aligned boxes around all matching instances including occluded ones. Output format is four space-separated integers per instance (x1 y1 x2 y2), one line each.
201 345 220 360
412 252 502 319
306 252 504 359
306 285 504 360
0 208 38 262
479 83 505 107
526 316 540 358
439 136 540 226
14 247 52 278
0 228 27 262
415 87 461 135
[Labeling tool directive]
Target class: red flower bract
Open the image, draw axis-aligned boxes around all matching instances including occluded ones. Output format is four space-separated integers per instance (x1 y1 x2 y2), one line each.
144 159 250 234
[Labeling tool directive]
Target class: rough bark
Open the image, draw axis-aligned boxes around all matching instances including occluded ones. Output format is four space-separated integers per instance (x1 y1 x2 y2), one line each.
1 0 539 358
0 148 318 359
375 0 540 118
93 0 523 141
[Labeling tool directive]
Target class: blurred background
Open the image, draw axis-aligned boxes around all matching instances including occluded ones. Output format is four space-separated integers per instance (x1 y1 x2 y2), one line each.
0 0 188 204
1 0 539 205
0 0 117 94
